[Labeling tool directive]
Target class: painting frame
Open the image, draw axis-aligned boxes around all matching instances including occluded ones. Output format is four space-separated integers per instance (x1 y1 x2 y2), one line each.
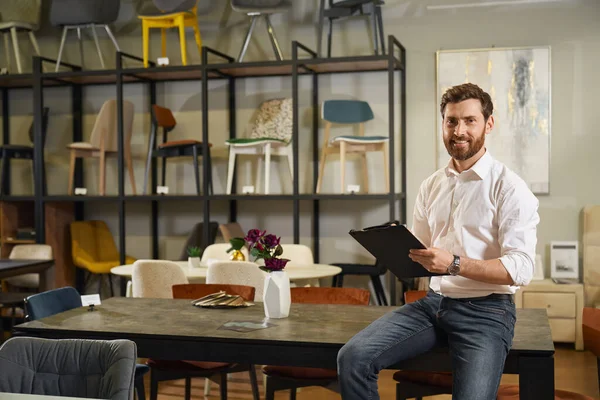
435 46 552 195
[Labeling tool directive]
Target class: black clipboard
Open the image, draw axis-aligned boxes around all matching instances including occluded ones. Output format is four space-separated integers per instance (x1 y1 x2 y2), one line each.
349 223 448 278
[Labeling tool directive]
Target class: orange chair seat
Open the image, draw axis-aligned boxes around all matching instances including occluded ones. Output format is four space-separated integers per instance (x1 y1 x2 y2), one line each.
75 256 136 274
262 365 338 380
496 385 594 400
148 359 231 371
393 370 453 388
158 140 212 148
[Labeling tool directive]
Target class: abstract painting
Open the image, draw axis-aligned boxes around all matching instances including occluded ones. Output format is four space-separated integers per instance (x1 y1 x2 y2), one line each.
436 47 551 194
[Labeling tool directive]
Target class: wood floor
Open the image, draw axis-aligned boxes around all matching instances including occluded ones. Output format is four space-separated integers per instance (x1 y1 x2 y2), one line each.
151 344 599 400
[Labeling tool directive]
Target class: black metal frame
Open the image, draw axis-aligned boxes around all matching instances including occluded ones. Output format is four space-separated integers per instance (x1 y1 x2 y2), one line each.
2 36 406 303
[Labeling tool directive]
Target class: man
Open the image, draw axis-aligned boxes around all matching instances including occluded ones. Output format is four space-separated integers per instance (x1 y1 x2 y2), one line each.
337 83 540 400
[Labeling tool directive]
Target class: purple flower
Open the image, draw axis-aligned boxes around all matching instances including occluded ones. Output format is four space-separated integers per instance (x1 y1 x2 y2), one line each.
245 229 265 246
264 257 289 272
263 234 280 249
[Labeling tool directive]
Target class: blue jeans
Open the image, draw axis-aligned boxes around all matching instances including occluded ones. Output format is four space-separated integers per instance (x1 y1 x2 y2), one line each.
337 291 516 400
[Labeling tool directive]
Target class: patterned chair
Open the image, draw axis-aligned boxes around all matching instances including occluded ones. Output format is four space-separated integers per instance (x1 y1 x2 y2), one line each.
0 0 42 73
226 98 293 194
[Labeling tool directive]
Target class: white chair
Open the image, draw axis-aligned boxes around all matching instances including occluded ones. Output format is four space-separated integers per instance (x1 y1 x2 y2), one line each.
4 244 53 289
200 243 249 265
280 244 314 266
0 1 42 74
132 260 188 298
206 261 266 301
226 98 293 195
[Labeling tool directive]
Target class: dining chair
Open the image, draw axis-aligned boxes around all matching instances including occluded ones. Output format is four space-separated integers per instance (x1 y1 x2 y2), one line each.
317 0 385 57
178 221 219 261
331 260 388 305
206 261 266 301
138 0 202 67
261 287 370 399
3 244 52 289
316 99 389 194
230 0 292 62
131 259 188 298
70 220 136 297
226 98 293 195
0 336 137 400
0 107 49 195
50 0 121 71
67 99 137 196
218 222 247 244
0 0 42 73
143 104 213 195
24 287 150 400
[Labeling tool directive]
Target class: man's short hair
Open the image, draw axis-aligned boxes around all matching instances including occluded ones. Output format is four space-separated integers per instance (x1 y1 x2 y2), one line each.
440 83 494 120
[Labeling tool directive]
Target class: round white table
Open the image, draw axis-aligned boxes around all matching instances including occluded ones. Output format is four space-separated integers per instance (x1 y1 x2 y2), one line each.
110 262 342 282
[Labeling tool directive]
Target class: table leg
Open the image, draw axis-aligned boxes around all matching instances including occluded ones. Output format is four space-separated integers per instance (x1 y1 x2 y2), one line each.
519 355 554 400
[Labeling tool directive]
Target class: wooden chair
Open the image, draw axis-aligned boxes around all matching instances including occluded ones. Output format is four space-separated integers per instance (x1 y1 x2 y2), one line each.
261 287 370 400
143 104 213 195
316 100 389 194
138 278 260 400
226 98 293 195
218 222 247 244
138 0 202 68
67 99 136 196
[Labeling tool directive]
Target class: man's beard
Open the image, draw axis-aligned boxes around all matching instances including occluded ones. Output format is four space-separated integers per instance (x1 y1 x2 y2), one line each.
444 128 485 161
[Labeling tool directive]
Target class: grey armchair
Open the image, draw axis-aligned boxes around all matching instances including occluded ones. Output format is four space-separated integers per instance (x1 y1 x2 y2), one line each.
230 0 292 62
0 0 42 73
0 336 137 400
50 0 122 71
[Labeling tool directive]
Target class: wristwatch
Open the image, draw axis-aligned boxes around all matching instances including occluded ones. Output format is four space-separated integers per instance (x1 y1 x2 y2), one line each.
447 255 461 276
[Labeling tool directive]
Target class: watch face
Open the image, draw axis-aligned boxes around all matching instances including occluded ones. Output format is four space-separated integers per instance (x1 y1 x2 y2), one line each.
448 263 460 276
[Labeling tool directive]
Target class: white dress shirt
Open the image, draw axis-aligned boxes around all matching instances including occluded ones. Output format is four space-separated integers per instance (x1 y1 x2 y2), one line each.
412 150 540 298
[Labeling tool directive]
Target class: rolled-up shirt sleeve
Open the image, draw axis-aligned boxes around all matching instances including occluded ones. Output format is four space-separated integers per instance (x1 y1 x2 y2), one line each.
497 181 540 286
411 182 432 247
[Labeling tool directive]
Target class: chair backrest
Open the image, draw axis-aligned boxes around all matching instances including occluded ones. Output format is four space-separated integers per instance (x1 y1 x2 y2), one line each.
153 0 197 13
583 307 600 358
89 99 134 153
132 260 189 298
50 0 121 26
290 287 370 305
70 220 119 264
25 286 82 321
218 222 247 245
280 244 314 265
322 100 374 124
178 222 220 261
151 104 177 131
404 290 428 304
249 98 293 142
206 261 266 301
9 244 53 260
0 336 136 400
200 243 249 264
0 0 42 29
28 107 50 146
172 283 255 302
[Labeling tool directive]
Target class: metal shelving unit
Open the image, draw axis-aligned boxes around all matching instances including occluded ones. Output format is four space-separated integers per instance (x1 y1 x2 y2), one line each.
2 35 406 303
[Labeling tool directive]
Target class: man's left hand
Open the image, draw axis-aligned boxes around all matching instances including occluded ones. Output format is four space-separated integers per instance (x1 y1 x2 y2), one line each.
409 248 454 274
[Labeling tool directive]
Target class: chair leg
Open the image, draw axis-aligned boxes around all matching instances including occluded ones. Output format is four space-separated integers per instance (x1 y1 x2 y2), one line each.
316 147 327 194
9 27 22 74
97 274 103 297
248 365 260 400
339 141 347 193
371 275 387 306
370 6 379 55
265 375 276 400
68 150 76 195
286 145 294 182
125 146 137 195
361 153 369 193
382 142 390 193
290 387 297 400
238 15 259 62
28 31 41 57
376 5 385 54
134 372 146 400
90 24 105 69
264 143 272 194
317 0 325 57
56 27 69 72
108 274 114 297
104 25 121 51
150 369 159 400
99 150 106 195
177 15 188 66
192 23 202 57
226 147 236 194
184 376 191 400
76 27 85 69
192 145 201 195
219 371 228 400
327 18 333 58
3 33 11 73
264 14 283 60
161 157 167 187
142 20 150 68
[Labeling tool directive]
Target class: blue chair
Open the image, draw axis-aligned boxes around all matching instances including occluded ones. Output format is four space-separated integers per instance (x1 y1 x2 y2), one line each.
316 100 390 194
25 287 150 400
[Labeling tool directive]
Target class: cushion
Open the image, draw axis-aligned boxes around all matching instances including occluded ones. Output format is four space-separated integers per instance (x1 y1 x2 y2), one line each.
331 135 389 144
226 137 288 145
249 98 293 143
262 365 338 380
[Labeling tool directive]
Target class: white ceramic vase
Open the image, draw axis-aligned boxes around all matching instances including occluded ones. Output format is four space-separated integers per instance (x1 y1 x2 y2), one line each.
188 257 201 268
263 270 291 319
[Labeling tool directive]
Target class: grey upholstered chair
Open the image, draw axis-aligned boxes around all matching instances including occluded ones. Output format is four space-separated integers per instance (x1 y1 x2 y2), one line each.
230 0 292 61
0 336 137 400
178 221 219 261
50 0 122 71
0 0 42 73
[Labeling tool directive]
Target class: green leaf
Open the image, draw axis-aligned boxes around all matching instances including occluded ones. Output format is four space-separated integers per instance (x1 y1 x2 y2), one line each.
187 246 202 257
228 237 246 252
273 244 283 257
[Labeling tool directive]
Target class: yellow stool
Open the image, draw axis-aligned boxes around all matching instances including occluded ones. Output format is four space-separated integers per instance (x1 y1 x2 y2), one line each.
138 4 202 67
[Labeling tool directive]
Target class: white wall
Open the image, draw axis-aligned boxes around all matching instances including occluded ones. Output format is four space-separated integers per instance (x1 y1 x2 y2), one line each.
1 0 598 297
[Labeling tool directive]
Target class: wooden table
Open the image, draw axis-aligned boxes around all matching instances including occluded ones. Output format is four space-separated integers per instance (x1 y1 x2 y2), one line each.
0 259 54 292
13 297 555 400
